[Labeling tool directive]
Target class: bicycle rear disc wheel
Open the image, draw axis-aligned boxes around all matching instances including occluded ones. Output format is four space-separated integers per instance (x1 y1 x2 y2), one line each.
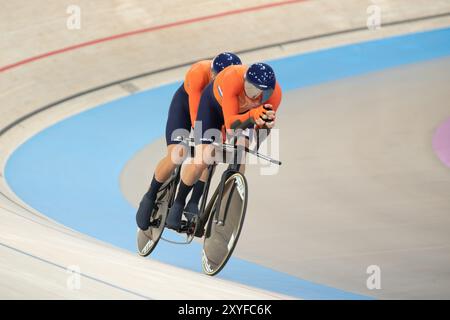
202 172 248 276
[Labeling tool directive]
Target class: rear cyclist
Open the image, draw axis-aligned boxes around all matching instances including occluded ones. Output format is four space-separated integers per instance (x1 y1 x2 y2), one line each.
136 52 242 231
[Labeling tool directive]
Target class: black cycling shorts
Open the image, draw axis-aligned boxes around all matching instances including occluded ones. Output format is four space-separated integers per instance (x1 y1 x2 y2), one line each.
194 82 224 145
165 84 192 145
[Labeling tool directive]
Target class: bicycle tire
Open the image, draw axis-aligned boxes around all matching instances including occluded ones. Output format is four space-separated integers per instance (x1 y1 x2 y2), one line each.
201 172 248 276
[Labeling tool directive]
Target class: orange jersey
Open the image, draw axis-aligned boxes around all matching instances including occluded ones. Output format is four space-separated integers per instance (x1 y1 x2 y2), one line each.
213 65 282 129
183 60 213 126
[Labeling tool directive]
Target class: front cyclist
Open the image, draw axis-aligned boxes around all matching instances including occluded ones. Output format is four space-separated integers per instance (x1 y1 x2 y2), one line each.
165 62 282 230
136 52 242 231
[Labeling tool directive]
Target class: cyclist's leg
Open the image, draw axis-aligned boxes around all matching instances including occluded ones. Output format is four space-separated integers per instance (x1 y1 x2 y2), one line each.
154 144 187 182
136 84 191 230
182 82 222 187
185 166 210 215
166 83 223 229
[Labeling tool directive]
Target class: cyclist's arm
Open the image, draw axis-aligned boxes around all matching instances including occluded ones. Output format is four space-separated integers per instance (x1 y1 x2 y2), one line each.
222 96 252 129
185 67 208 126
220 77 253 129
221 79 282 129
188 86 203 126
255 83 282 147
265 82 282 113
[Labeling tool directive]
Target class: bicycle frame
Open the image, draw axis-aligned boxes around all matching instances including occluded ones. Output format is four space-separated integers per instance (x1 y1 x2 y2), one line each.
212 134 245 226
173 120 281 233
197 164 215 226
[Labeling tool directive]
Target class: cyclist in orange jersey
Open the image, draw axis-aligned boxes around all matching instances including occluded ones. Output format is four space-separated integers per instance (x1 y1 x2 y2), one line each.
136 53 242 231
166 63 282 230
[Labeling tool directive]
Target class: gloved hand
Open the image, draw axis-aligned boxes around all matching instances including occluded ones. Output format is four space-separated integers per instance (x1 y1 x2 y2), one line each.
250 104 276 128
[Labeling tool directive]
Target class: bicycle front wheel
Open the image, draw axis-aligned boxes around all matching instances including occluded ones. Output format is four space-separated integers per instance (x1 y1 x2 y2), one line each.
202 172 248 276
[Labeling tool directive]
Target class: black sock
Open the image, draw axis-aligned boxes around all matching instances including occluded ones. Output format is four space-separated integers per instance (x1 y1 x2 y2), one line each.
175 180 194 205
188 180 205 205
145 175 164 199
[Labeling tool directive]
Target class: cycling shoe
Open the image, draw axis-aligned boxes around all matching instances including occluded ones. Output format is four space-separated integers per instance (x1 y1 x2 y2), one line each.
136 194 156 230
166 201 184 230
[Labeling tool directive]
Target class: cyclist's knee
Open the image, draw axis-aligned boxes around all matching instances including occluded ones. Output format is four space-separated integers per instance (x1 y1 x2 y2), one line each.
167 144 187 165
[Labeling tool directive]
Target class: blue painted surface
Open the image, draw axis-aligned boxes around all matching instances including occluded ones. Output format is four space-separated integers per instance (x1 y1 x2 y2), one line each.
271 27 450 90
6 27 450 299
